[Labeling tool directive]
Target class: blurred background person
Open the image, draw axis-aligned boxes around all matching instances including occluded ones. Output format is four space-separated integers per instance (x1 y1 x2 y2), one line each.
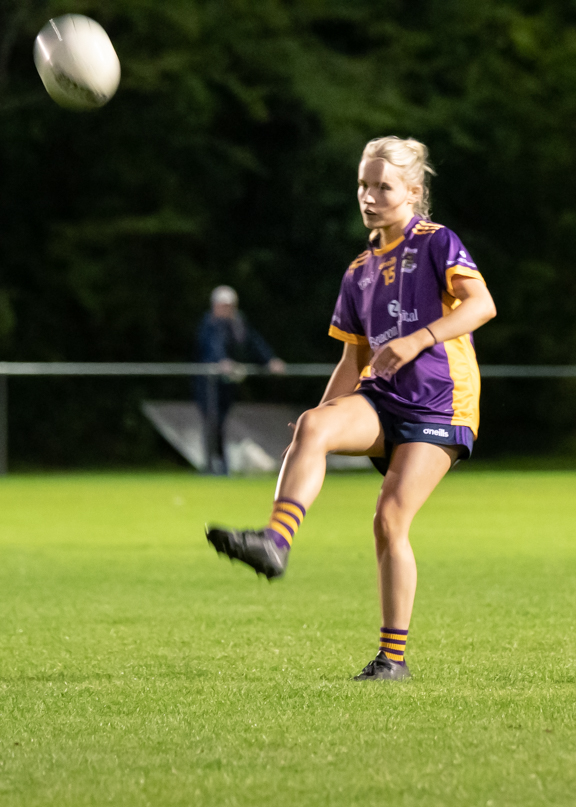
195 285 286 474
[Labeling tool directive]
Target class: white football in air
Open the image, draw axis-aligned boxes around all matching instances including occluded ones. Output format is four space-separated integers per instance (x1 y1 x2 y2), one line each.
34 15 121 110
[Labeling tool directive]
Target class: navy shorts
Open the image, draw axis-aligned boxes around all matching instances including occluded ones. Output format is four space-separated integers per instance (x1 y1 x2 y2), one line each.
357 389 475 476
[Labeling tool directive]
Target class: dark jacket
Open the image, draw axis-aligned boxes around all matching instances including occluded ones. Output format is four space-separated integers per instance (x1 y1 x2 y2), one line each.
196 312 275 365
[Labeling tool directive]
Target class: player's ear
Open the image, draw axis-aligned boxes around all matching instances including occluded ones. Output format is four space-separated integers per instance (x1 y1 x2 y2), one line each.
407 184 422 205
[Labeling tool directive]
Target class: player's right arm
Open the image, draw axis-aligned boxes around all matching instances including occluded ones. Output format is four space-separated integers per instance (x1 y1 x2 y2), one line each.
320 342 371 404
321 251 371 403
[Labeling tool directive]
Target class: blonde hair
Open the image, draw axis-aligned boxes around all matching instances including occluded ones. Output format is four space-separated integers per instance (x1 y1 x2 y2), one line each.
361 136 435 218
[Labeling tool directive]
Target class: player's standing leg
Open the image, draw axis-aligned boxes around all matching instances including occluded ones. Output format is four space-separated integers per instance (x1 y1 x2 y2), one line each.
354 441 458 680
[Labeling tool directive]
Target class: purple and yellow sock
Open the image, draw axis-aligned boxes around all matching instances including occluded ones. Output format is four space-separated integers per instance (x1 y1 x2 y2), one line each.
265 498 306 550
380 627 408 665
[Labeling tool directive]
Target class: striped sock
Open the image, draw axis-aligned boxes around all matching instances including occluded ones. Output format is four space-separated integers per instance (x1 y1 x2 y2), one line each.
265 498 306 550
380 627 408 665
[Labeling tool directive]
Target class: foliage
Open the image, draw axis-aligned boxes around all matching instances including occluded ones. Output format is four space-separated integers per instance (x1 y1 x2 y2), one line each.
1 0 576 463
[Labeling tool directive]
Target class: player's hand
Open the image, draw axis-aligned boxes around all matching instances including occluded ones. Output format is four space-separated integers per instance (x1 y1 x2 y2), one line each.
268 358 287 375
218 359 235 376
218 359 247 382
370 335 422 380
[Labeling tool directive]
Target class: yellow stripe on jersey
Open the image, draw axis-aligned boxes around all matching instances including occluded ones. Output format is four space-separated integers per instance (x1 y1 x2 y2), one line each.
445 264 486 296
439 265 486 437
373 234 404 256
328 325 369 345
270 519 293 545
354 364 375 392
444 334 481 437
441 291 481 437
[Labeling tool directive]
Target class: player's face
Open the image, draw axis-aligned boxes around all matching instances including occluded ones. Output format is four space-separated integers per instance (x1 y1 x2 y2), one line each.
357 159 419 231
212 302 237 319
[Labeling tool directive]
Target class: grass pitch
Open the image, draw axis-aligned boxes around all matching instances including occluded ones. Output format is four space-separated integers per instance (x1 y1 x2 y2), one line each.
1 470 575 807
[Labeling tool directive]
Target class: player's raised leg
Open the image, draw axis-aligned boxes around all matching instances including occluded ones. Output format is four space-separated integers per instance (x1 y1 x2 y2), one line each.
354 441 458 681
206 393 383 578
276 393 384 508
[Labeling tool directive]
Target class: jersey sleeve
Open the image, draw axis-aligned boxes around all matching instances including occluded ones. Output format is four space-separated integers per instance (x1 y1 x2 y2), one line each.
328 267 368 346
431 228 485 296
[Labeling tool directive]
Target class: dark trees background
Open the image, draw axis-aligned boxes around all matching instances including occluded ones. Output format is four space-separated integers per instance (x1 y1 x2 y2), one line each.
1 0 576 466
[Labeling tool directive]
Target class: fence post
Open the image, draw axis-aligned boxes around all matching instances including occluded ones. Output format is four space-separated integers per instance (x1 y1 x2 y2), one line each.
205 373 221 474
0 375 7 475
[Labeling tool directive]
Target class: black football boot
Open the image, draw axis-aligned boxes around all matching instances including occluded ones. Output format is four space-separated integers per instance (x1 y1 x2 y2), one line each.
206 526 289 580
353 651 411 681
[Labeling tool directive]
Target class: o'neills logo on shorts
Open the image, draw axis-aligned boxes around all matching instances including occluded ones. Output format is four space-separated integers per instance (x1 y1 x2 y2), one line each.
387 300 419 322
423 428 449 437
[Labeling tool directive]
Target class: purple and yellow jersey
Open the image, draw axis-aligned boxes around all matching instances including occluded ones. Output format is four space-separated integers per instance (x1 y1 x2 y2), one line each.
328 216 485 437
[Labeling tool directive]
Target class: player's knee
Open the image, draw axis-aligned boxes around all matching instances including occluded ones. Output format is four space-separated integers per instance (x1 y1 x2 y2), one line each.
293 407 331 450
373 505 406 553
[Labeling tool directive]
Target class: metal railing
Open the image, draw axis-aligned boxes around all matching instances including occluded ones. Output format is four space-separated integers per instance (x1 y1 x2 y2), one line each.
1 362 576 475
0 362 336 475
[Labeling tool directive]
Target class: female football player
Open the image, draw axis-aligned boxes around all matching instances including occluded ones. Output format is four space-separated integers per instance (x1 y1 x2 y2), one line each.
207 136 496 680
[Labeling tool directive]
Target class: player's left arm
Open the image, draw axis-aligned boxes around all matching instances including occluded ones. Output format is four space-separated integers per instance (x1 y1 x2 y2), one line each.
371 276 496 379
422 274 497 345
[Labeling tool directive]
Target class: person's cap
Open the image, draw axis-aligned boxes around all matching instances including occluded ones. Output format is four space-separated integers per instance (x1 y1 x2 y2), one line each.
211 285 238 306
